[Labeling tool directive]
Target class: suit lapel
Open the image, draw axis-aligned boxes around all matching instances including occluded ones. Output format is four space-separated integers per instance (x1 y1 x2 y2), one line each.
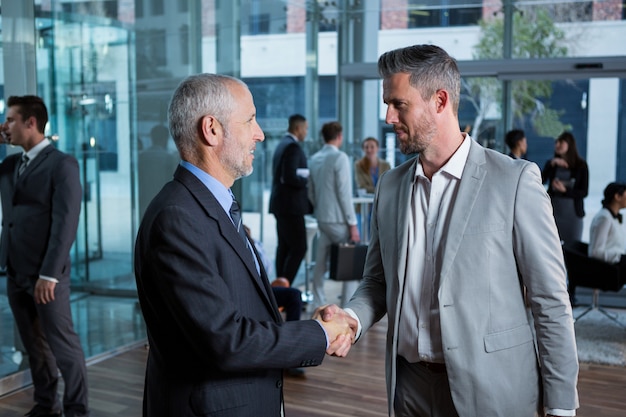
439 141 486 283
395 159 417 283
14 144 53 186
249 240 281 320
174 167 278 317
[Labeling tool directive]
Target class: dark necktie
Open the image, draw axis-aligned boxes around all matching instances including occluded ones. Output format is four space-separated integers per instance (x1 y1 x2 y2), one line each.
229 196 248 244
18 154 29 177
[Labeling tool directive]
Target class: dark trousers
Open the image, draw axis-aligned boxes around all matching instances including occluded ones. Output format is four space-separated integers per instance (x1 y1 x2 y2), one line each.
394 356 458 417
274 214 307 285
7 272 89 416
272 287 303 322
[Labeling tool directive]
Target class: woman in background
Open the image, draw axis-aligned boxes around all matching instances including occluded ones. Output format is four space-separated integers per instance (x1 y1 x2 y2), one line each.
354 137 391 194
354 137 391 236
588 182 626 265
569 182 626 305
542 131 589 245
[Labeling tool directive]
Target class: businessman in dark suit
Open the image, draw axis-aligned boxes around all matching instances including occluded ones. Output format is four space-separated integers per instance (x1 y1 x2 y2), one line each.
269 114 311 285
0 95 88 417
134 74 353 417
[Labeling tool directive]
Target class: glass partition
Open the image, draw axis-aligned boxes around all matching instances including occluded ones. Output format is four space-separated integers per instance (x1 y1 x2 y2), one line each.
36 14 135 292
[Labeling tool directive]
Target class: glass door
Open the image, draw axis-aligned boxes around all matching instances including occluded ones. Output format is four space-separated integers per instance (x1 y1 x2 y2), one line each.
36 13 136 292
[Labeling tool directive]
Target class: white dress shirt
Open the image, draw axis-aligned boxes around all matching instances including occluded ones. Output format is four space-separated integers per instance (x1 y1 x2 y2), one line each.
397 134 471 363
588 207 626 264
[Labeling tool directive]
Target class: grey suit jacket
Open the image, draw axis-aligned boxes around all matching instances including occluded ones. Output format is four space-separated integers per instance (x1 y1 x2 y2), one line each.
308 144 357 226
0 145 82 279
346 140 579 417
134 166 327 417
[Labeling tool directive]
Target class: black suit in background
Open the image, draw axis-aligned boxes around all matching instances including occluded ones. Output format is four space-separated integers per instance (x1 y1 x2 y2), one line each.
269 134 311 284
0 144 88 417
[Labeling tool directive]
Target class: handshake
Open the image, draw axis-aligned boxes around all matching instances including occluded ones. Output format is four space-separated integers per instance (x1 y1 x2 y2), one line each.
313 304 358 357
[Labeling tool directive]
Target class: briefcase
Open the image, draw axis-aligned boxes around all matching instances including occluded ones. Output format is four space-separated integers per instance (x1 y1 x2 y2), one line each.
329 242 368 281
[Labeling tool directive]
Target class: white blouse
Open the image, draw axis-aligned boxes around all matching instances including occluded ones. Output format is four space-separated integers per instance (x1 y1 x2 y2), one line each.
588 207 626 264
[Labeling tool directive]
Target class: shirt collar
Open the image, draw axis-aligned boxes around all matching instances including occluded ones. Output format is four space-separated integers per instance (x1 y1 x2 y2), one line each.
180 160 233 214
23 138 51 161
415 133 471 180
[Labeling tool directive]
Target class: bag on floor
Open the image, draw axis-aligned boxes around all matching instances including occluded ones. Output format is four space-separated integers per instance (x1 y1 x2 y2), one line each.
329 242 368 281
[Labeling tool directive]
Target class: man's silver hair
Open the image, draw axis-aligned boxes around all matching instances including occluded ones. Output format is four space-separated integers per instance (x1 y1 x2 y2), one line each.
168 73 246 158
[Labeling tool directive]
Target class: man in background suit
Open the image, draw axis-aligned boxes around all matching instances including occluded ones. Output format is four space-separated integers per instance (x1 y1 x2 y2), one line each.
308 121 360 308
138 124 179 218
269 114 311 285
505 128 527 159
134 74 352 417
0 95 88 417
317 45 578 416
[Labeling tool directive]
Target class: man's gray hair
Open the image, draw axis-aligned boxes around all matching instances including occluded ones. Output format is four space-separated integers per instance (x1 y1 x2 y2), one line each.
168 73 246 158
378 44 461 114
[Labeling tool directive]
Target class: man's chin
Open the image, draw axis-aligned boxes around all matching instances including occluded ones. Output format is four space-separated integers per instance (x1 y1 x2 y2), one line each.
236 167 254 180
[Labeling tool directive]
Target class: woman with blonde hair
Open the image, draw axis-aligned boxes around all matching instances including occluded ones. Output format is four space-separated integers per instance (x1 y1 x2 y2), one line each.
354 137 391 194
354 137 391 236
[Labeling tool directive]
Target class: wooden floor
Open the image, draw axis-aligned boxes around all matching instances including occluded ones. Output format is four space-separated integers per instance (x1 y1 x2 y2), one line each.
0 318 624 417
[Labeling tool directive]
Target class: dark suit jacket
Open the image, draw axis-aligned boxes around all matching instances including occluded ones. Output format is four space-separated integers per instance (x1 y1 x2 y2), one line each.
134 166 326 417
542 158 589 218
269 135 311 216
0 145 82 278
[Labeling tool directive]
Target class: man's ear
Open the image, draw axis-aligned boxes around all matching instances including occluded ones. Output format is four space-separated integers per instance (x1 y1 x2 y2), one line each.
199 115 222 147
25 116 37 130
434 89 449 114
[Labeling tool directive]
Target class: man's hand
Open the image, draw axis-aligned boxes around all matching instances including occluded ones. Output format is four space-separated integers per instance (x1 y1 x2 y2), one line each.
34 279 56 304
349 224 360 243
314 304 357 357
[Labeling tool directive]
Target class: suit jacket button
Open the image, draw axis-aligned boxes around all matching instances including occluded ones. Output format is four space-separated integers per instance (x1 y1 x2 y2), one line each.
276 380 283 388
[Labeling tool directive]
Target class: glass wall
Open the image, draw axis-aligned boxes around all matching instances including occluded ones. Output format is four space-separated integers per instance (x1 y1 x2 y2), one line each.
0 0 624 392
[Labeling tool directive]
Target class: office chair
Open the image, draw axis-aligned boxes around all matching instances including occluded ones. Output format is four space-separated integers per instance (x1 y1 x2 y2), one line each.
562 240 625 327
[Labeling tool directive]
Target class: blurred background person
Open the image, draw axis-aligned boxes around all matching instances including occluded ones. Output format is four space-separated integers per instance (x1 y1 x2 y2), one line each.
568 182 626 305
504 129 527 159
138 124 180 218
308 121 360 308
354 136 391 194
269 114 311 285
542 131 589 245
354 136 391 235
588 182 626 264
0 95 89 417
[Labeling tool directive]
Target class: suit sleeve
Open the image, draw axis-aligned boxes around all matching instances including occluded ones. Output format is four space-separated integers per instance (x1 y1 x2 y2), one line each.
40 155 82 278
144 205 327 371
513 163 579 410
279 143 308 188
334 153 357 226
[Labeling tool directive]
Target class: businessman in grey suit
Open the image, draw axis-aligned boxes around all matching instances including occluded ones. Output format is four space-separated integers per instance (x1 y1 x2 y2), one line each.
0 96 88 417
308 121 360 308
317 45 578 417
134 74 353 417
